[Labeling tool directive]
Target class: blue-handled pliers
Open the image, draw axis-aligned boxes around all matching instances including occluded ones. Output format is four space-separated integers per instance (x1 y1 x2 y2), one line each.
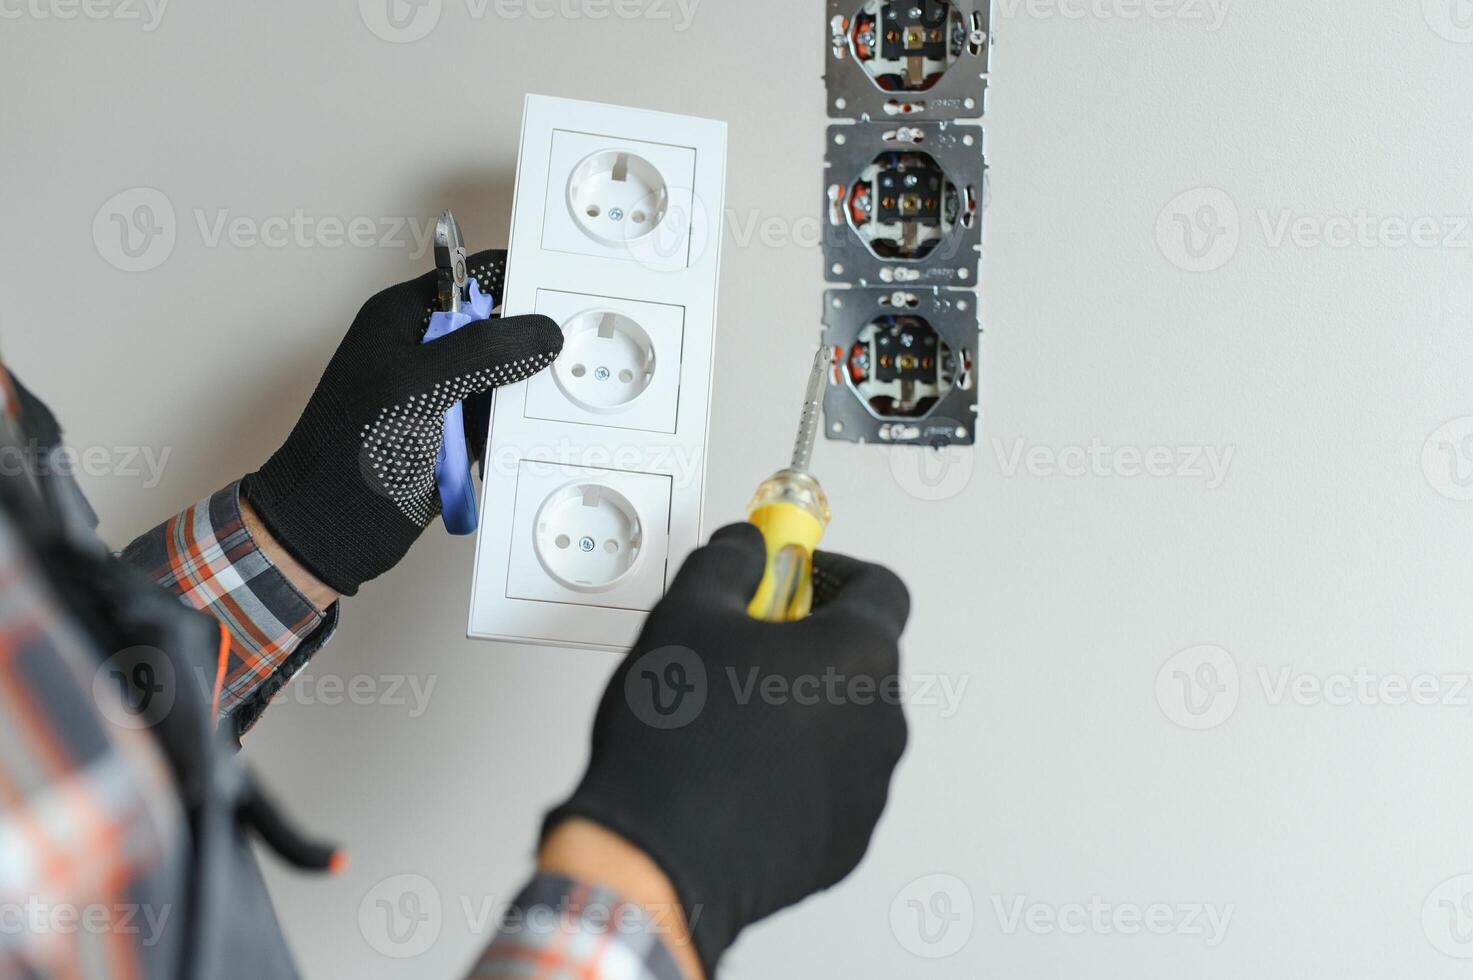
424 209 483 534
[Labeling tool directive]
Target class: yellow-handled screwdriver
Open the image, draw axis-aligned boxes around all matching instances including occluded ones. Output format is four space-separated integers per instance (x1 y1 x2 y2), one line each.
747 347 834 622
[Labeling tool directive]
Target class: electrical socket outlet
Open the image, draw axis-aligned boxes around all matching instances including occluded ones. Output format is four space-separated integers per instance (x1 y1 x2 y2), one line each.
821 286 978 447
506 461 672 611
520 288 685 435
826 0 992 122
823 120 985 288
541 130 698 270
823 3 988 451
469 95 727 651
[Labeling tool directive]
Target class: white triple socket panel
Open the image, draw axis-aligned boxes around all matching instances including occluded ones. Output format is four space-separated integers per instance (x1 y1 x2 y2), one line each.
469 95 727 651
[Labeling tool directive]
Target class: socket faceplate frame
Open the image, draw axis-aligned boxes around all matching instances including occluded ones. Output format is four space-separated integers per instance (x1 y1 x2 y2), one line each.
469 95 727 651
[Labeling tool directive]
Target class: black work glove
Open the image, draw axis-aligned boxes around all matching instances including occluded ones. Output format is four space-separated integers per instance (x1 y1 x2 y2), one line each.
242 251 561 596
543 523 911 976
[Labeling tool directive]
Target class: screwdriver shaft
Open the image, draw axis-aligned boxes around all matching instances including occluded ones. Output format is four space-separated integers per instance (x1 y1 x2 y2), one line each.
791 347 828 473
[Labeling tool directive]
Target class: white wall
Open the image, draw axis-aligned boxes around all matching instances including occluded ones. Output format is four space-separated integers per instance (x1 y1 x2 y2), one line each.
6 1 1473 976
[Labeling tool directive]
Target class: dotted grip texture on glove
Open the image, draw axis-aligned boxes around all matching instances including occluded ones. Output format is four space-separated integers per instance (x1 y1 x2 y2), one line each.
242 251 563 596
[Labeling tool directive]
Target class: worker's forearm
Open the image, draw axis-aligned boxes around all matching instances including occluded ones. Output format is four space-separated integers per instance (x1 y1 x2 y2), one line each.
118 481 339 734
240 495 339 612
470 819 702 980
538 818 704 980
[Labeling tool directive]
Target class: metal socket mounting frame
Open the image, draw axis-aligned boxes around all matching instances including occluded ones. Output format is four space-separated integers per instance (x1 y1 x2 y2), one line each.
824 121 986 288
826 0 992 123
822 287 979 447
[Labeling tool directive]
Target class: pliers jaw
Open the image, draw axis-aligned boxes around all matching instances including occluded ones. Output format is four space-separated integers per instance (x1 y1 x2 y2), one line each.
434 209 469 315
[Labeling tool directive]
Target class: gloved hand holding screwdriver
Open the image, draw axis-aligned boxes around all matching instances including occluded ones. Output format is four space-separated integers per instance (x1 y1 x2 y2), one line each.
4 241 911 980
541 523 910 978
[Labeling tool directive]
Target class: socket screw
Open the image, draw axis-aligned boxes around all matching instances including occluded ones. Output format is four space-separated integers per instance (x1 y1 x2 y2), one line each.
608 208 625 222
904 174 919 187
909 6 923 18
594 367 611 381
578 537 595 552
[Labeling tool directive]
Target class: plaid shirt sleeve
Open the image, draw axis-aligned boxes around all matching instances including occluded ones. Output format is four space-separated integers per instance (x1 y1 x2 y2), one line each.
119 480 338 737
470 873 690 980
0 513 189 980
